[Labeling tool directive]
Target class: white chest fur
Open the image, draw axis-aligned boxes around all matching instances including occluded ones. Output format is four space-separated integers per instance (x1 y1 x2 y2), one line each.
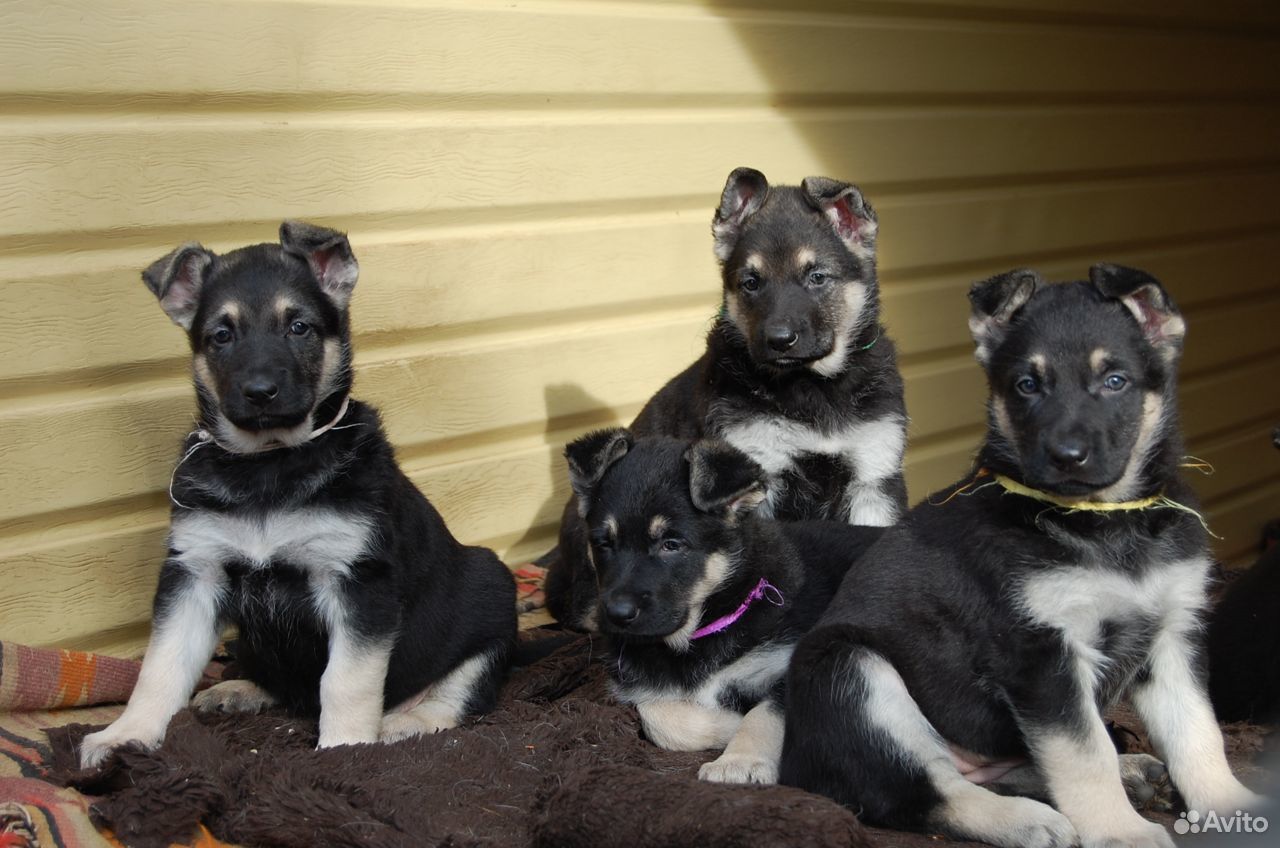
719 414 905 523
169 508 375 578
1018 557 1209 680
617 642 794 710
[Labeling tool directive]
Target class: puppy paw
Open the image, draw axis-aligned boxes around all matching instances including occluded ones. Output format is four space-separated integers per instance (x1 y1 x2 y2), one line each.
79 722 163 769
1119 753 1174 812
996 798 1078 848
378 707 459 743
191 679 276 714
698 752 778 785
1081 819 1173 848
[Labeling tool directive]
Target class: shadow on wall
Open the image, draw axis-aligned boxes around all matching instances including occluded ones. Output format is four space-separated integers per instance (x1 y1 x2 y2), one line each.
507 382 623 562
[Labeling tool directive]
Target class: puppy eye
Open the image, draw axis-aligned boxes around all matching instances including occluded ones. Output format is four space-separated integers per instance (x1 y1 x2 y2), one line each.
211 327 233 345
1015 376 1040 395
740 275 761 294
808 270 829 286
289 321 311 337
1103 373 1128 392
592 534 613 550
659 538 686 553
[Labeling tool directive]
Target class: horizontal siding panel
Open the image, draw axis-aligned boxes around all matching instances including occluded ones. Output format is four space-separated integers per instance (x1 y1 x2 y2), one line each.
5 175 1280 388
7 105 1280 240
1182 358 1280 441
3 2 1278 102
1206 479 1280 563
1189 423 1280 505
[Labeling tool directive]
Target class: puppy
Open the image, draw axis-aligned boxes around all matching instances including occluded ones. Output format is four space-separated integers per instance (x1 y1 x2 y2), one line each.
80 222 517 768
565 428 882 784
781 264 1265 847
548 167 908 629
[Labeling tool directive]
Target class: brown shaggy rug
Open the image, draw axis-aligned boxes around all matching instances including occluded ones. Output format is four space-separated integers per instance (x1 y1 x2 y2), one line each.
46 633 1274 848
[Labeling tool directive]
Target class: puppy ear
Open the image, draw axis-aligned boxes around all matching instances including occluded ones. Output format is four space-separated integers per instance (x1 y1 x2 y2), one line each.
1090 263 1186 354
564 428 633 518
279 220 360 308
968 268 1042 364
686 440 767 519
712 167 770 262
142 243 214 330
801 177 878 262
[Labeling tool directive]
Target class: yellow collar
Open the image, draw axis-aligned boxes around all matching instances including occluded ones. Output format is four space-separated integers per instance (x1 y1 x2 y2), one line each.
991 473 1163 512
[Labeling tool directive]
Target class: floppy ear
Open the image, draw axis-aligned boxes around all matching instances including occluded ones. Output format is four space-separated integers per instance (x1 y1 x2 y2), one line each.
968 268 1042 364
801 176 878 262
1089 263 1185 355
686 440 767 519
564 428 633 518
279 220 360 308
712 167 770 262
142 243 214 330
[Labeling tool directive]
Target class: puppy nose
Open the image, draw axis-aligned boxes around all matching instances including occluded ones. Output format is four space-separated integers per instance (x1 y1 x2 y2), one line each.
242 379 279 407
605 596 641 628
1048 440 1089 469
766 326 799 352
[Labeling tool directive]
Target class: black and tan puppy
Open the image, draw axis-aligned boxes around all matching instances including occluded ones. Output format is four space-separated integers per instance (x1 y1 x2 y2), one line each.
548 167 908 629
565 428 882 784
781 264 1265 847
80 222 517 768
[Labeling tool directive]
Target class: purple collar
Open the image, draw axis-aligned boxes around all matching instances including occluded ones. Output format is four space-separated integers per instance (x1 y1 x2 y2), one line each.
689 578 785 641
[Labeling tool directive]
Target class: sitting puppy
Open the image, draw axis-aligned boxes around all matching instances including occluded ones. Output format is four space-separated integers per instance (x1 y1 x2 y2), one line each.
548 167 908 629
781 264 1265 847
565 428 882 784
80 222 517 768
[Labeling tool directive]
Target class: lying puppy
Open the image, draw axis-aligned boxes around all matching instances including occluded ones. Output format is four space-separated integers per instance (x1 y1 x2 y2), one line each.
548 167 908 629
80 222 517 768
565 428 882 783
781 264 1265 847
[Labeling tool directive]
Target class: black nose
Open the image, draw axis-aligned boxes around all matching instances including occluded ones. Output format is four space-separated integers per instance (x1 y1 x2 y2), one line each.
242 379 279 407
605 595 642 628
766 326 798 352
1048 440 1090 469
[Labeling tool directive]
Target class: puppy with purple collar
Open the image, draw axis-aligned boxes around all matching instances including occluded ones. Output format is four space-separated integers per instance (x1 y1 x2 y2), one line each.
80 222 516 768
564 428 882 783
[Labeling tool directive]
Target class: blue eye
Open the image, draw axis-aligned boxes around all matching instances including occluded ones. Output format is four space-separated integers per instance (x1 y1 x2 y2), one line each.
1016 376 1040 395
211 327 233 345
740 275 761 293
660 538 686 553
1103 373 1128 392
808 270 829 286
289 321 310 336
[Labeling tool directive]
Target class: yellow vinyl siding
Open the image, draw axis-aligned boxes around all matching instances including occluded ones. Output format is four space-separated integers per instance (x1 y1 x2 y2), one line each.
1 0 1278 655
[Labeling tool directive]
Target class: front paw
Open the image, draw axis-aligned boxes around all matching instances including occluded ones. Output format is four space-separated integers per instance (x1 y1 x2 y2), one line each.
191 679 276 714
1081 818 1173 848
79 722 164 769
1118 753 1174 812
698 752 778 784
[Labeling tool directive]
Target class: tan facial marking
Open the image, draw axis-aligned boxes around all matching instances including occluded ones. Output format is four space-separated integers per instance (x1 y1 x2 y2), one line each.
745 253 764 271
217 302 241 324
1090 348 1110 373
192 353 220 402
274 296 296 322
604 515 619 541
1028 353 1047 378
794 247 816 268
649 515 669 539
992 396 1017 450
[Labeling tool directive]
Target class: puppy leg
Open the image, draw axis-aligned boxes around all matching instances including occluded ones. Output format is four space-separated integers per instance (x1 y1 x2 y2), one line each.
380 650 498 743
191 679 278 715
80 562 222 768
1023 683 1174 848
1130 612 1266 814
987 755 1173 812
782 629 1075 848
317 622 392 748
699 697 784 784
636 699 741 752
